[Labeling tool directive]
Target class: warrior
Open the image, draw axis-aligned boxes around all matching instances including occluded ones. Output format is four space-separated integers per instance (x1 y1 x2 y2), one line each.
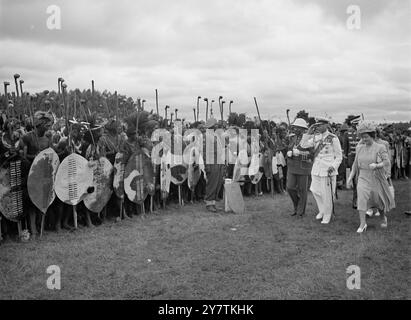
20 111 53 237
120 112 157 216
343 115 361 208
301 117 342 224
286 118 314 217
49 122 85 231
203 118 225 212
0 117 26 239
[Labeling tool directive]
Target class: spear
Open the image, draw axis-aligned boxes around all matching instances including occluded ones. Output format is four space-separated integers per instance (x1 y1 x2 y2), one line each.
175 108 178 120
115 91 119 121
210 99 214 117
155 89 159 116
229 100 233 114
254 97 263 123
193 108 196 122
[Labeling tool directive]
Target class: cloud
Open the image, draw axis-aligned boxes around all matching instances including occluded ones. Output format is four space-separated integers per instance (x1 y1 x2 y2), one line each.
0 0 410 122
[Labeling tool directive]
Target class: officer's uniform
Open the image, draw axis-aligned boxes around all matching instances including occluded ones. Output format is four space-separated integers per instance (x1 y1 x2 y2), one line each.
301 129 342 224
286 133 314 216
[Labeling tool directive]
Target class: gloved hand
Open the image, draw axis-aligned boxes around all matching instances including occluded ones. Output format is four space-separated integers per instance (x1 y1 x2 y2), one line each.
287 151 292 158
292 148 300 156
369 163 378 170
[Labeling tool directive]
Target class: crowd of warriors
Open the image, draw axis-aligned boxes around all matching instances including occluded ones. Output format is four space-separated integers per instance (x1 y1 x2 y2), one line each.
0 100 410 241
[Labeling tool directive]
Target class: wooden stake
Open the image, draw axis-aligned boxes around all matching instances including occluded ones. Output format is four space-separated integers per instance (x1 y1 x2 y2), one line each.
40 214 45 237
178 185 182 207
155 89 159 116
73 205 78 229
120 198 124 219
17 221 22 239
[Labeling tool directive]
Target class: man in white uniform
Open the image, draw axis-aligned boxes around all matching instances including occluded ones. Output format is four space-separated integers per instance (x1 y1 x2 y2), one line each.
300 117 342 224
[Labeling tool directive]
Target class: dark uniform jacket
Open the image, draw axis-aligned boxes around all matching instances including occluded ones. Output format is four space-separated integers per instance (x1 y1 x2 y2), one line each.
286 134 314 175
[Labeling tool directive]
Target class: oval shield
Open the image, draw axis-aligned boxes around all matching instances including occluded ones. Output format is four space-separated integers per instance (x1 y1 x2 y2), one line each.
124 150 153 204
0 156 29 222
55 153 93 206
83 157 114 213
27 148 60 214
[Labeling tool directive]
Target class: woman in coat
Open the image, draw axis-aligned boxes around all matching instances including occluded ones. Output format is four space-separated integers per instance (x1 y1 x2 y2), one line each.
347 121 395 233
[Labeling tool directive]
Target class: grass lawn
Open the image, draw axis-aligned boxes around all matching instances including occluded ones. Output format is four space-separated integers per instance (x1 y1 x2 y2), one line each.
0 180 410 300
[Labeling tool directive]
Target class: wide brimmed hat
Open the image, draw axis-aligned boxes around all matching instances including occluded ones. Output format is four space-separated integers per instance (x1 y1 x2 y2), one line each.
291 118 308 129
357 120 376 134
315 116 331 124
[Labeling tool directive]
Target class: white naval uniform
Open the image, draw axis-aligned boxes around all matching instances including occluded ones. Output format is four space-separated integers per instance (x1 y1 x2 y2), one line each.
300 130 342 223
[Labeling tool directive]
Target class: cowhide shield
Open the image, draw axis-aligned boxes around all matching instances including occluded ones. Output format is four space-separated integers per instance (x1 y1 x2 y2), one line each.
83 157 114 213
27 148 60 214
142 150 155 196
160 151 171 199
55 153 93 206
187 147 204 191
0 156 29 222
124 150 153 204
113 152 125 199
224 182 245 214
232 149 248 182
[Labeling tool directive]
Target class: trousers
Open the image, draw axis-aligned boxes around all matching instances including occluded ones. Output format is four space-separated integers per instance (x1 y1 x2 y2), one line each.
205 164 224 206
310 175 336 223
286 171 309 215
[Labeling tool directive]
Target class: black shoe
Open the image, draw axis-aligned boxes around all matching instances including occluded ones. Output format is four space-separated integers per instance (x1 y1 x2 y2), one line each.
290 211 297 216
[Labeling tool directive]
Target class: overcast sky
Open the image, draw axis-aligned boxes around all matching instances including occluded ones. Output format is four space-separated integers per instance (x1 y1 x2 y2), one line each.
0 0 410 123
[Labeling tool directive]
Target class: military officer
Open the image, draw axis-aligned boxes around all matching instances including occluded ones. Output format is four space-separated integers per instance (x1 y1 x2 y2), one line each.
343 115 361 208
286 118 314 217
300 117 342 224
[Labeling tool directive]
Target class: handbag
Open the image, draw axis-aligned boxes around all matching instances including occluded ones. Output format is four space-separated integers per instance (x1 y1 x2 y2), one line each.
387 178 395 199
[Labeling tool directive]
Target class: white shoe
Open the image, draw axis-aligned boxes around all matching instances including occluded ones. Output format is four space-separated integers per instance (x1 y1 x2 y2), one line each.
316 213 323 220
375 210 380 217
321 220 330 224
357 224 367 233
366 209 373 217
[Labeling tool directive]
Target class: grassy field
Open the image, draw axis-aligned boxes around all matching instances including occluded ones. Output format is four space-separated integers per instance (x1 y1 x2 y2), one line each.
0 180 410 300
